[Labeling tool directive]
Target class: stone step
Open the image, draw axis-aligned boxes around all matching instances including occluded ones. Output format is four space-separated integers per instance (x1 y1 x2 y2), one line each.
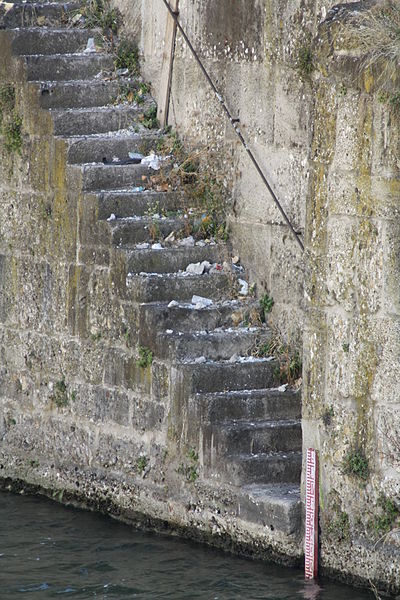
80 163 153 191
10 27 99 55
177 358 278 394
126 272 233 303
109 216 187 246
52 105 150 136
237 484 301 535
209 419 302 456
192 388 301 423
153 327 269 361
139 300 254 346
68 134 161 165
94 190 183 219
0 2 78 28
215 451 302 486
126 243 222 274
36 79 120 110
25 53 114 82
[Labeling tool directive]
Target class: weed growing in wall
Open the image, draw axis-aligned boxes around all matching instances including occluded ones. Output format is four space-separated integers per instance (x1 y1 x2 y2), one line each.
347 1 400 107
51 378 76 408
260 293 274 322
136 455 148 475
369 495 400 534
297 44 313 78
4 112 23 154
137 346 153 369
178 448 199 483
0 85 23 155
327 509 350 541
322 405 334 426
0 84 15 124
342 446 369 480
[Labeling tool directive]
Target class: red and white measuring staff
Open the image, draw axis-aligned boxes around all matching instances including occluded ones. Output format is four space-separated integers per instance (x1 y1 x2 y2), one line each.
305 448 319 579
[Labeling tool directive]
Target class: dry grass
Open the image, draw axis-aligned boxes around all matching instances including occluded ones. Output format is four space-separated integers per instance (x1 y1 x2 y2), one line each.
347 1 400 86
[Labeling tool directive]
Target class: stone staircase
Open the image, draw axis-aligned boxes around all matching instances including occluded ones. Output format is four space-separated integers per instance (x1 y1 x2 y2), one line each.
1 1 302 540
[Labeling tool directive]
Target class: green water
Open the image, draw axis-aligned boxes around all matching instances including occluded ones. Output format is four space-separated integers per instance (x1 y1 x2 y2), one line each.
0 491 373 599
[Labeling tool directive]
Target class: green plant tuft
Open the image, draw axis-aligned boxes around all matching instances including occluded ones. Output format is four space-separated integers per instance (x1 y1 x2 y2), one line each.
343 447 369 480
142 105 159 129
136 455 148 474
3 112 23 154
51 379 69 408
322 405 334 426
0 85 22 155
370 496 400 534
260 293 274 320
187 448 198 462
50 379 76 408
80 0 121 34
297 44 313 77
115 39 140 75
137 346 153 368
177 447 199 482
0 84 15 126
254 332 302 386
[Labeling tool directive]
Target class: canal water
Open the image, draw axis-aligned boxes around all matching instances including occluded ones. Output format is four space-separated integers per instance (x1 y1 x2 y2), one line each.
0 491 373 599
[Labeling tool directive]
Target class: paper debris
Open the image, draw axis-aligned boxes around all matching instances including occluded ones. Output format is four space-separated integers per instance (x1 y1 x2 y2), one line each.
238 279 249 295
191 295 213 309
83 38 96 53
178 236 195 247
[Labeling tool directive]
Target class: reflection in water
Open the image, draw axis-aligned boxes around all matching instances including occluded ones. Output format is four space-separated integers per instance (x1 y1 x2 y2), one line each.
300 580 323 600
0 491 373 599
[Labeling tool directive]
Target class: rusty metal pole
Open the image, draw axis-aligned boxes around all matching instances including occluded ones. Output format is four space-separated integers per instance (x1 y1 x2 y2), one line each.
157 0 179 127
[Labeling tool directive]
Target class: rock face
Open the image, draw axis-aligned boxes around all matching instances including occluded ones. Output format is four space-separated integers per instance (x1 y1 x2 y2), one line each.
0 0 303 569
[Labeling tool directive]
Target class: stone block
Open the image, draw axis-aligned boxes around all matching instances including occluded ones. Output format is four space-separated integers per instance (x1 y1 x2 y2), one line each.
131 396 165 432
371 99 400 178
73 384 131 427
95 432 143 472
330 91 362 172
382 220 400 315
2 412 95 466
325 216 383 314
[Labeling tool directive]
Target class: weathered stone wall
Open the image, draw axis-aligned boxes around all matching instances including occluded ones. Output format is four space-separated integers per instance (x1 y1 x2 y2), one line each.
303 1 400 592
2 0 400 593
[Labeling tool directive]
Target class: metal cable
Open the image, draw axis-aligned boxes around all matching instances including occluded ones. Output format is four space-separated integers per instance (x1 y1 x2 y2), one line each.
160 0 305 252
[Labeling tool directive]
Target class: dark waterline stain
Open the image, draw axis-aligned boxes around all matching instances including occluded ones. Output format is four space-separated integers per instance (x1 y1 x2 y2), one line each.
0 491 373 599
